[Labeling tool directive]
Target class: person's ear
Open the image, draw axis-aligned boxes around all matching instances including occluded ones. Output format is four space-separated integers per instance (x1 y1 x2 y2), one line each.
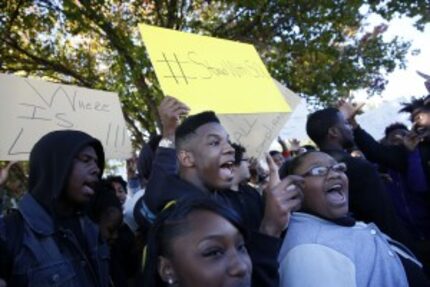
177 150 195 167
158 256 178 285
328 126 340 139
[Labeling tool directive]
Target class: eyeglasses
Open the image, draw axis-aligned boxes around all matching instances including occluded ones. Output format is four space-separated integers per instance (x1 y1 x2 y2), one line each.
300 162 347 177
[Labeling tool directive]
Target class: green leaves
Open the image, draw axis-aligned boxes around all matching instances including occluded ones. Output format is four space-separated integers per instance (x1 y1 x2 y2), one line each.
0 0 427 147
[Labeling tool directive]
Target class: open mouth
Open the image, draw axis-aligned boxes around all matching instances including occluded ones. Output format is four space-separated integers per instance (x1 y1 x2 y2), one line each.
219 161 234 180
326 184 346 204
82 181 96 196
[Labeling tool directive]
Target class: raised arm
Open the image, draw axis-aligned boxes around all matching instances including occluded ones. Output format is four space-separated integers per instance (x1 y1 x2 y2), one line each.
338 100 407 171
142 96 189 218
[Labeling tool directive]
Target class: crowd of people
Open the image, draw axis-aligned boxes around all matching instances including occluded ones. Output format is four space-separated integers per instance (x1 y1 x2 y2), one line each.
1 88 430 286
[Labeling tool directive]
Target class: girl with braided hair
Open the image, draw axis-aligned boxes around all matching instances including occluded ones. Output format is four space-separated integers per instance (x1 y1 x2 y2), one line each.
141 197 252 287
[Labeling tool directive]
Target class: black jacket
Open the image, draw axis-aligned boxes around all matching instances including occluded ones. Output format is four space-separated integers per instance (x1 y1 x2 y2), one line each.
221 184 264 231
110 224 140 287
321 148 413 249
353 126 430 184
0 130 108 287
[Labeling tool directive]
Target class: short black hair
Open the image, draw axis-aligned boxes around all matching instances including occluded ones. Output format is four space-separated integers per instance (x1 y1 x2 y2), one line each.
142 197 246 287
231 143 246 165
106 175 127 192
89 180 122 223
384 122 408 137
306 108 340 147
175 111 220 149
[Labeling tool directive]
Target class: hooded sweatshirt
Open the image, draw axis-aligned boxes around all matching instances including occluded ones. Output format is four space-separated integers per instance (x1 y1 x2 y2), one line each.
29 130 105 210
0 130 109 287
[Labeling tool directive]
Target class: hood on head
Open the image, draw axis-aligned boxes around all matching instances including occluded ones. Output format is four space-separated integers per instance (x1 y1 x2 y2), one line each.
29 130 105 211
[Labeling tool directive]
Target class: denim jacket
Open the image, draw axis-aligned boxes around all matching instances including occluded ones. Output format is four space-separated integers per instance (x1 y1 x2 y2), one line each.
5 193 110 287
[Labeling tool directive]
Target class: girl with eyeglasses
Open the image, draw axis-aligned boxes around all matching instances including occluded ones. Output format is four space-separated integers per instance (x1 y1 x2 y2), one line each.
278 151 429 286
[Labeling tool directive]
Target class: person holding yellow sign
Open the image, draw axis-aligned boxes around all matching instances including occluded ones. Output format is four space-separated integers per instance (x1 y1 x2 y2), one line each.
137 96 302 287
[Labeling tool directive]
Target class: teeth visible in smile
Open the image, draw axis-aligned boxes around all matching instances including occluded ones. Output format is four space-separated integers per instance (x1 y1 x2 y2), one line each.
328 184 342 193
221 161 234 169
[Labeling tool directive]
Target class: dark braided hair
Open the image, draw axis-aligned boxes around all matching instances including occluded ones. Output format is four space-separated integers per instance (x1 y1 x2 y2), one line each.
400 97 426 114
399 95 430 121
141 197 247 287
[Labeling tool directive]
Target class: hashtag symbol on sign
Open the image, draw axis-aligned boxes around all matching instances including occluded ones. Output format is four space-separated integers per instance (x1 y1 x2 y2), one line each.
157 53 193 84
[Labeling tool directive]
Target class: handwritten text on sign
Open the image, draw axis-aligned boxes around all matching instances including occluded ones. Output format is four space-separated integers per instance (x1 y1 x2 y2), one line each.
139 24 290 114
0 74 132 160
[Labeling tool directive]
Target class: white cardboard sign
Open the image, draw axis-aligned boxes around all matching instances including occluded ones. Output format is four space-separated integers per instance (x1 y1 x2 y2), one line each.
0 74 132 160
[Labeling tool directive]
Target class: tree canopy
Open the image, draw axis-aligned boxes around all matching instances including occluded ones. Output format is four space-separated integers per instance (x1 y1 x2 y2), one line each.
1 0 428 148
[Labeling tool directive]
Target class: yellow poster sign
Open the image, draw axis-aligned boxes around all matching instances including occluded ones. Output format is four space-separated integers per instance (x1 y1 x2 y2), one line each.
139 24 290 114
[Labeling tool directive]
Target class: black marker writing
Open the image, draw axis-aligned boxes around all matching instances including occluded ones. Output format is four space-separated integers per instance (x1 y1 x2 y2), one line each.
157 52 194 84
8 128 28 155
17 103 51 121
55 113 74 128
